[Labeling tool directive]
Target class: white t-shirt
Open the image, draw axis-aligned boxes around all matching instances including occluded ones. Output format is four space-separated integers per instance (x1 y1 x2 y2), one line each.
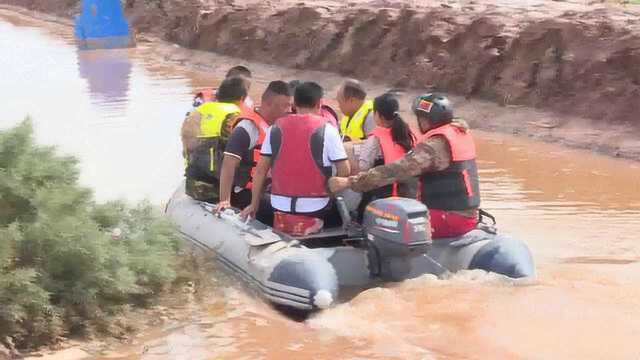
261 124 347 213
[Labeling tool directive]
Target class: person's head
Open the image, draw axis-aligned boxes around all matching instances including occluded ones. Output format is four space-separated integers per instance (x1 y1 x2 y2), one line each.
225 65 252 79
287 80 302 113
337 79 367 117
260 80 293 124
225 66 252 92
412 93 454 134
216 76 247 104
288 80 302 92
294 81 323 112
374 93 415 152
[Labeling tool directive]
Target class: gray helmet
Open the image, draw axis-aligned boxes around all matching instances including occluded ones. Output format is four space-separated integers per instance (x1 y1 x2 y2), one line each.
412 93 453 125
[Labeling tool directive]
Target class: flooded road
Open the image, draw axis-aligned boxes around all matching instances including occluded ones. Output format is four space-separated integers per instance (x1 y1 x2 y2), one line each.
2 9 640 359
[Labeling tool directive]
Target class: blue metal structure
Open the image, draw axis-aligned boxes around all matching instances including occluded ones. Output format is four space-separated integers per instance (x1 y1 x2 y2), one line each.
74 0 133 49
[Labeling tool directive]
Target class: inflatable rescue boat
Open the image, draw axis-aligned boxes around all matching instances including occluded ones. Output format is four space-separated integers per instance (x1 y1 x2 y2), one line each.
165 183 535 312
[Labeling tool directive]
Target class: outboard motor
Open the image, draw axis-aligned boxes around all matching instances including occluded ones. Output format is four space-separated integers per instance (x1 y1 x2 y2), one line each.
362 198 432 280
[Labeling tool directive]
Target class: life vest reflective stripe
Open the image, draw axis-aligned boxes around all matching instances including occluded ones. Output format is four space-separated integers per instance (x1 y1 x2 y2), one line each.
340 100 373 141
232 105 268 189
270 114 329 211
370 126 411 197
195 102 240 138
419 123 480 211
187 102 239 174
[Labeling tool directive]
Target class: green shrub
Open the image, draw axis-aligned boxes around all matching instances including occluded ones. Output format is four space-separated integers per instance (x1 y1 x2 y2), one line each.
0 120 181 349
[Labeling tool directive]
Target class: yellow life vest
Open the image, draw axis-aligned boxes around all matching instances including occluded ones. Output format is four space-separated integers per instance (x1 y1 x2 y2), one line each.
340 100 373 141
196 102 240 138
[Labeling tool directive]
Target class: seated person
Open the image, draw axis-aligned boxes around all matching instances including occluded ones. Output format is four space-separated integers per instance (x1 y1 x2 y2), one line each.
288 79 340 128
241 81 350 236
180 77 246 202
217 80 293 210
336 79 375 142
353 93 417 216
329 94 481 239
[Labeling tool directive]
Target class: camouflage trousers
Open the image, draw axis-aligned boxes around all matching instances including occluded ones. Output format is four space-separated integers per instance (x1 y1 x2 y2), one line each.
185 178 219 203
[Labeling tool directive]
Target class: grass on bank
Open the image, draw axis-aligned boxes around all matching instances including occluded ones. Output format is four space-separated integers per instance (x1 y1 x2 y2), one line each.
0 120 182 350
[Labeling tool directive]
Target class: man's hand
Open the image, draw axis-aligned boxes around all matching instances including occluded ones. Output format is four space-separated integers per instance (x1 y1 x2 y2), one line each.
328 177 351 193
240 203 258 221
215 200 231 215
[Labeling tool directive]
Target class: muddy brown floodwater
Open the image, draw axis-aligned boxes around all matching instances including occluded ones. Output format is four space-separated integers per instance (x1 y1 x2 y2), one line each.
2 9 640 360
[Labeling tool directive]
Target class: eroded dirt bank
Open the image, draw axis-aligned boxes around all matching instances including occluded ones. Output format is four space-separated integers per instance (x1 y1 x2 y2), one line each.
2 0 640 159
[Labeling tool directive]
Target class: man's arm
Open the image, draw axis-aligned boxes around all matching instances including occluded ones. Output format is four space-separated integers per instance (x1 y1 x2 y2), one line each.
334 159 350 178
325 124 351 176
218 154 241 209
181 111 201 155
241 125 273 219
346 136 452 193
217 121 257 211
362 112 376 137
356 136 381 172
240 156 271 219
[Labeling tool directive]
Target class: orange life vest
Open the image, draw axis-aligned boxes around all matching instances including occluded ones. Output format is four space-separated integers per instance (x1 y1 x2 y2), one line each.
232 105 269 190
370 126 411 197
419 123 480 211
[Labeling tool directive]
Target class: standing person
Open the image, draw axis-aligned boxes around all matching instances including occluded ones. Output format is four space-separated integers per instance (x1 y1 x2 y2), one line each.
336 79 375 142
180 77 247 202
353 93 417 214
241 82 350 236
217 80 293 211
329 93 481 239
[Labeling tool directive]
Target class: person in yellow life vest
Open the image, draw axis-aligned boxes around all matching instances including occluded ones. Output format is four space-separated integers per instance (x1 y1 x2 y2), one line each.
336 79 375 142
181 77 247 202
329 93 482 239
353 93 417 216
216 80 293 213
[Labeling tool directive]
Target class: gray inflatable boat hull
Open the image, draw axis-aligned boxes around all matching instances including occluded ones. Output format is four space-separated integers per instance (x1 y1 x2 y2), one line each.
165 184 535 311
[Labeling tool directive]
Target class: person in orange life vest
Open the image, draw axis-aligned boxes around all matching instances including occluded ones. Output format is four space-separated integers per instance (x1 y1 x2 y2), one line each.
216 81 293 212
191 65 255 111
288 79 340 128
353 93 418 216
336 79 376 142
329 93 481 239
241 81 351 236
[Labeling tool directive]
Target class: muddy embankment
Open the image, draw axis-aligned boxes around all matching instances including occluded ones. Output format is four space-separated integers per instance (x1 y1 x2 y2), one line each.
3 0 640 159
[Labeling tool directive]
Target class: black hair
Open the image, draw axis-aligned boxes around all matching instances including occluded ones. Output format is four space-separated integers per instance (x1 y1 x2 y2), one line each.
374 93 415 152
294 81 323 109
262 80 292 102
288 79 302 92
225 65 252 79
342 79 367 100
216 76 247 103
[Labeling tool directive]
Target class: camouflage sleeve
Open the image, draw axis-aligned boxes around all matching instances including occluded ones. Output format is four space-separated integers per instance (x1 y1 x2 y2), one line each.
181 111 201 153
348 136 452 193
220 113 238 141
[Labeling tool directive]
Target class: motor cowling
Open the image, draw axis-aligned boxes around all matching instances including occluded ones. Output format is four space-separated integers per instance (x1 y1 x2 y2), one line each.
362 198 432 280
